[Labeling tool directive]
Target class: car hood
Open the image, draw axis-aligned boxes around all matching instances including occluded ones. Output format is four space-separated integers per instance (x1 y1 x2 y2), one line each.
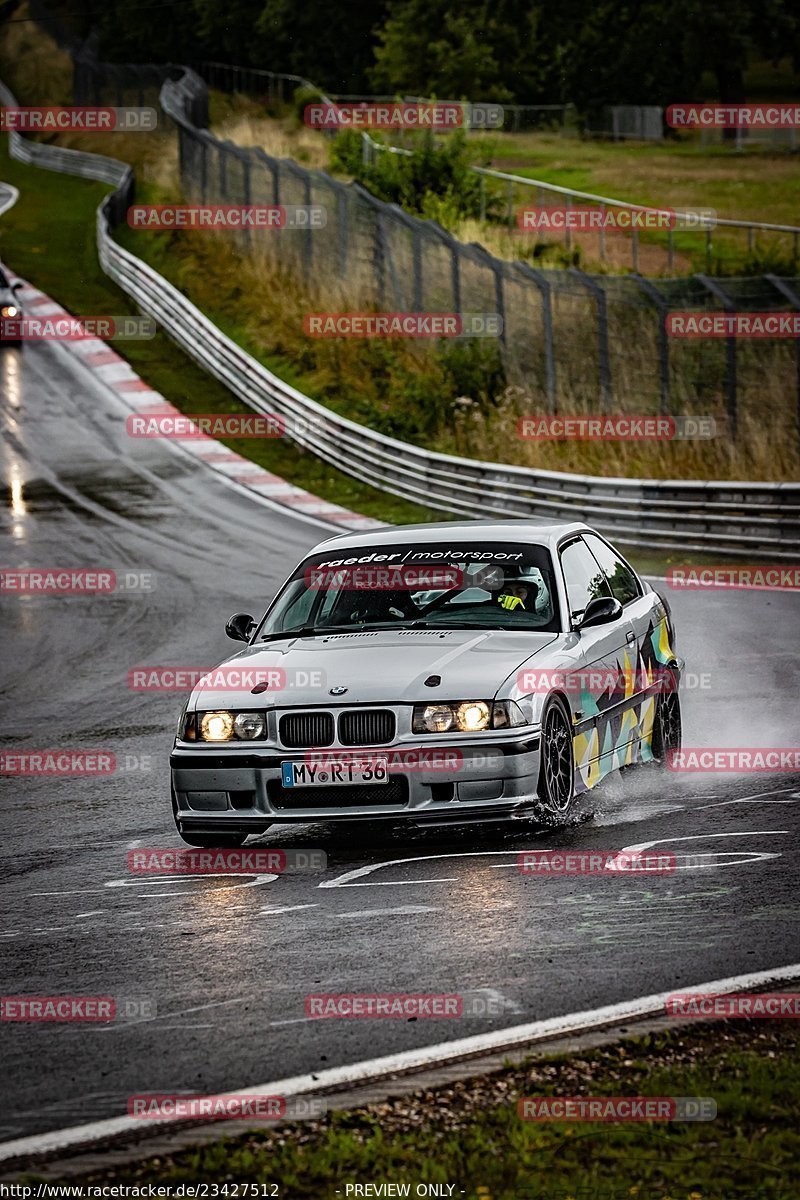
190 628 560 708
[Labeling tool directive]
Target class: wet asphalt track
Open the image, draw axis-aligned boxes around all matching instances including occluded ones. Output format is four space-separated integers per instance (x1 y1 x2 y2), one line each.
1 336 799 1142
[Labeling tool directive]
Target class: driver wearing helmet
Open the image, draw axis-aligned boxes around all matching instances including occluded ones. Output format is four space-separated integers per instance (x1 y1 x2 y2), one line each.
483 566 538 612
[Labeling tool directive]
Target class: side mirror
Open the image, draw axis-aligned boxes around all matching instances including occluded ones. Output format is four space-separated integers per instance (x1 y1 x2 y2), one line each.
576 595 623 630
225 612 256 642
11 282 22 293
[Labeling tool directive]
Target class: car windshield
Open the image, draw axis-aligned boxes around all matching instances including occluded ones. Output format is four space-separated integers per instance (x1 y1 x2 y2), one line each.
258 541 560 637
0 268 8 289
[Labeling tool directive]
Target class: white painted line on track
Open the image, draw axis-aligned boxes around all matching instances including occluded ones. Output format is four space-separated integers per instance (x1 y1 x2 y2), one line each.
258 905 318 915
335 906 442 918
3 961 800 1164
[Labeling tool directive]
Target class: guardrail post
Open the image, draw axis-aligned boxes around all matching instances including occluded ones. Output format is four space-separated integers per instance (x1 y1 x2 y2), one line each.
199 135 207 202
696 274 737 437
515 262 557 413
631 274 670 415
569 268 612 411
451 243 462 314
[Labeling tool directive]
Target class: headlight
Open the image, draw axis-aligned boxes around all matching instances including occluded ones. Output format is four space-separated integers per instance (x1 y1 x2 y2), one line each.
233 711 266 740
200 711 235 742
194 711 267 742
412 700 524 733
455 701 490 731
1 305 18 318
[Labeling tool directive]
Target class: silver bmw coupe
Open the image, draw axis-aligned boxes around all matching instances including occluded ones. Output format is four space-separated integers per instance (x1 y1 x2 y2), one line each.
170 521 683 845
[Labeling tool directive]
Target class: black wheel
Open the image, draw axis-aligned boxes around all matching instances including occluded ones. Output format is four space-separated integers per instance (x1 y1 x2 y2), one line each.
177 831 249 848
537 696 575 817
651 668 682 764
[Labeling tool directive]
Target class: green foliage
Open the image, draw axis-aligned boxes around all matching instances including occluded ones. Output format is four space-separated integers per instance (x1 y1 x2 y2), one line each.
332 128 496 222
292 84 326 126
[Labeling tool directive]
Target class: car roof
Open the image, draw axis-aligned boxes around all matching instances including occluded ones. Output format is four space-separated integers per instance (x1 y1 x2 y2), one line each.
310 519 592 555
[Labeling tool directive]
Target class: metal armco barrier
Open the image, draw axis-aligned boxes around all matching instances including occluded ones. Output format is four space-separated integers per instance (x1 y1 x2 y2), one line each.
1 74 798 559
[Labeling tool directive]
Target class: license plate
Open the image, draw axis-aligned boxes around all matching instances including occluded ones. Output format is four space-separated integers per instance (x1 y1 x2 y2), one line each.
281 759 389 788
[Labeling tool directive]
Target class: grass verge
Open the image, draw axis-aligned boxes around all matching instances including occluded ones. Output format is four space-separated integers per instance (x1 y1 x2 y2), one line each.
49 1020 800 1198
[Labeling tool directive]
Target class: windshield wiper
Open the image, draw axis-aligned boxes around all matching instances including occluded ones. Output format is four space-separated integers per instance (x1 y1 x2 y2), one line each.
260 622 403 642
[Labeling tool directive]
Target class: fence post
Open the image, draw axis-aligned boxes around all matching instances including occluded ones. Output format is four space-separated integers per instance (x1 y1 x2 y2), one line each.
696 274 737 438
337 185 348 277
766 274 800 447
515 262 557 413
631 274 670 415
412 225 423 311
569 269 612 411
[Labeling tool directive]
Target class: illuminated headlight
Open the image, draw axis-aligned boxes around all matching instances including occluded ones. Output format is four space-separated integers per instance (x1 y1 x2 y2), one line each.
413 700 525 733
456 701 491 731
1 305 18 318
233 711 266 740
200 711 235 742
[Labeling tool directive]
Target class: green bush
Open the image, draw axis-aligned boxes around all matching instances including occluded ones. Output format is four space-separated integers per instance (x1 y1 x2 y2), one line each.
293 84 326 126
330 127 500 223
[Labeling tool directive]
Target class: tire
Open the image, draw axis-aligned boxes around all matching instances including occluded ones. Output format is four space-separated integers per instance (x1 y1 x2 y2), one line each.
651 667 682 765
176 831 249 848
536 695 575 818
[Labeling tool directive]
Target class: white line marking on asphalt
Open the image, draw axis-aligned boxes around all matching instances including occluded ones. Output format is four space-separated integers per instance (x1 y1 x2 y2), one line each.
258 905 318 915
320 850 539 889
97 997 248 1033
695 788 800 811
5 962 800 1162
74 912 106 918
335 906 441 918
606 830 788 872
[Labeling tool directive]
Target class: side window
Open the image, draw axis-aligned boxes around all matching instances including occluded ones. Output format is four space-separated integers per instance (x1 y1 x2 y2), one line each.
275 581 316 631
559 539 611 623
584 534 641 606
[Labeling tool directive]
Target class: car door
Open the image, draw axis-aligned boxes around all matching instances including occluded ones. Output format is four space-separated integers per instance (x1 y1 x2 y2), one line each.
582 532 664 765
558 536 636 791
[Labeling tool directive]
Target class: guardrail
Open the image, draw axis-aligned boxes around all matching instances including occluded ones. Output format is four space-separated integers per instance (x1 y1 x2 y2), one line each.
1 73 798 559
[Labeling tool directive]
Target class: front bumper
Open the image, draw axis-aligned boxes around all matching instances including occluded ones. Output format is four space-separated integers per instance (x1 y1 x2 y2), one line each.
170 734 541 827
